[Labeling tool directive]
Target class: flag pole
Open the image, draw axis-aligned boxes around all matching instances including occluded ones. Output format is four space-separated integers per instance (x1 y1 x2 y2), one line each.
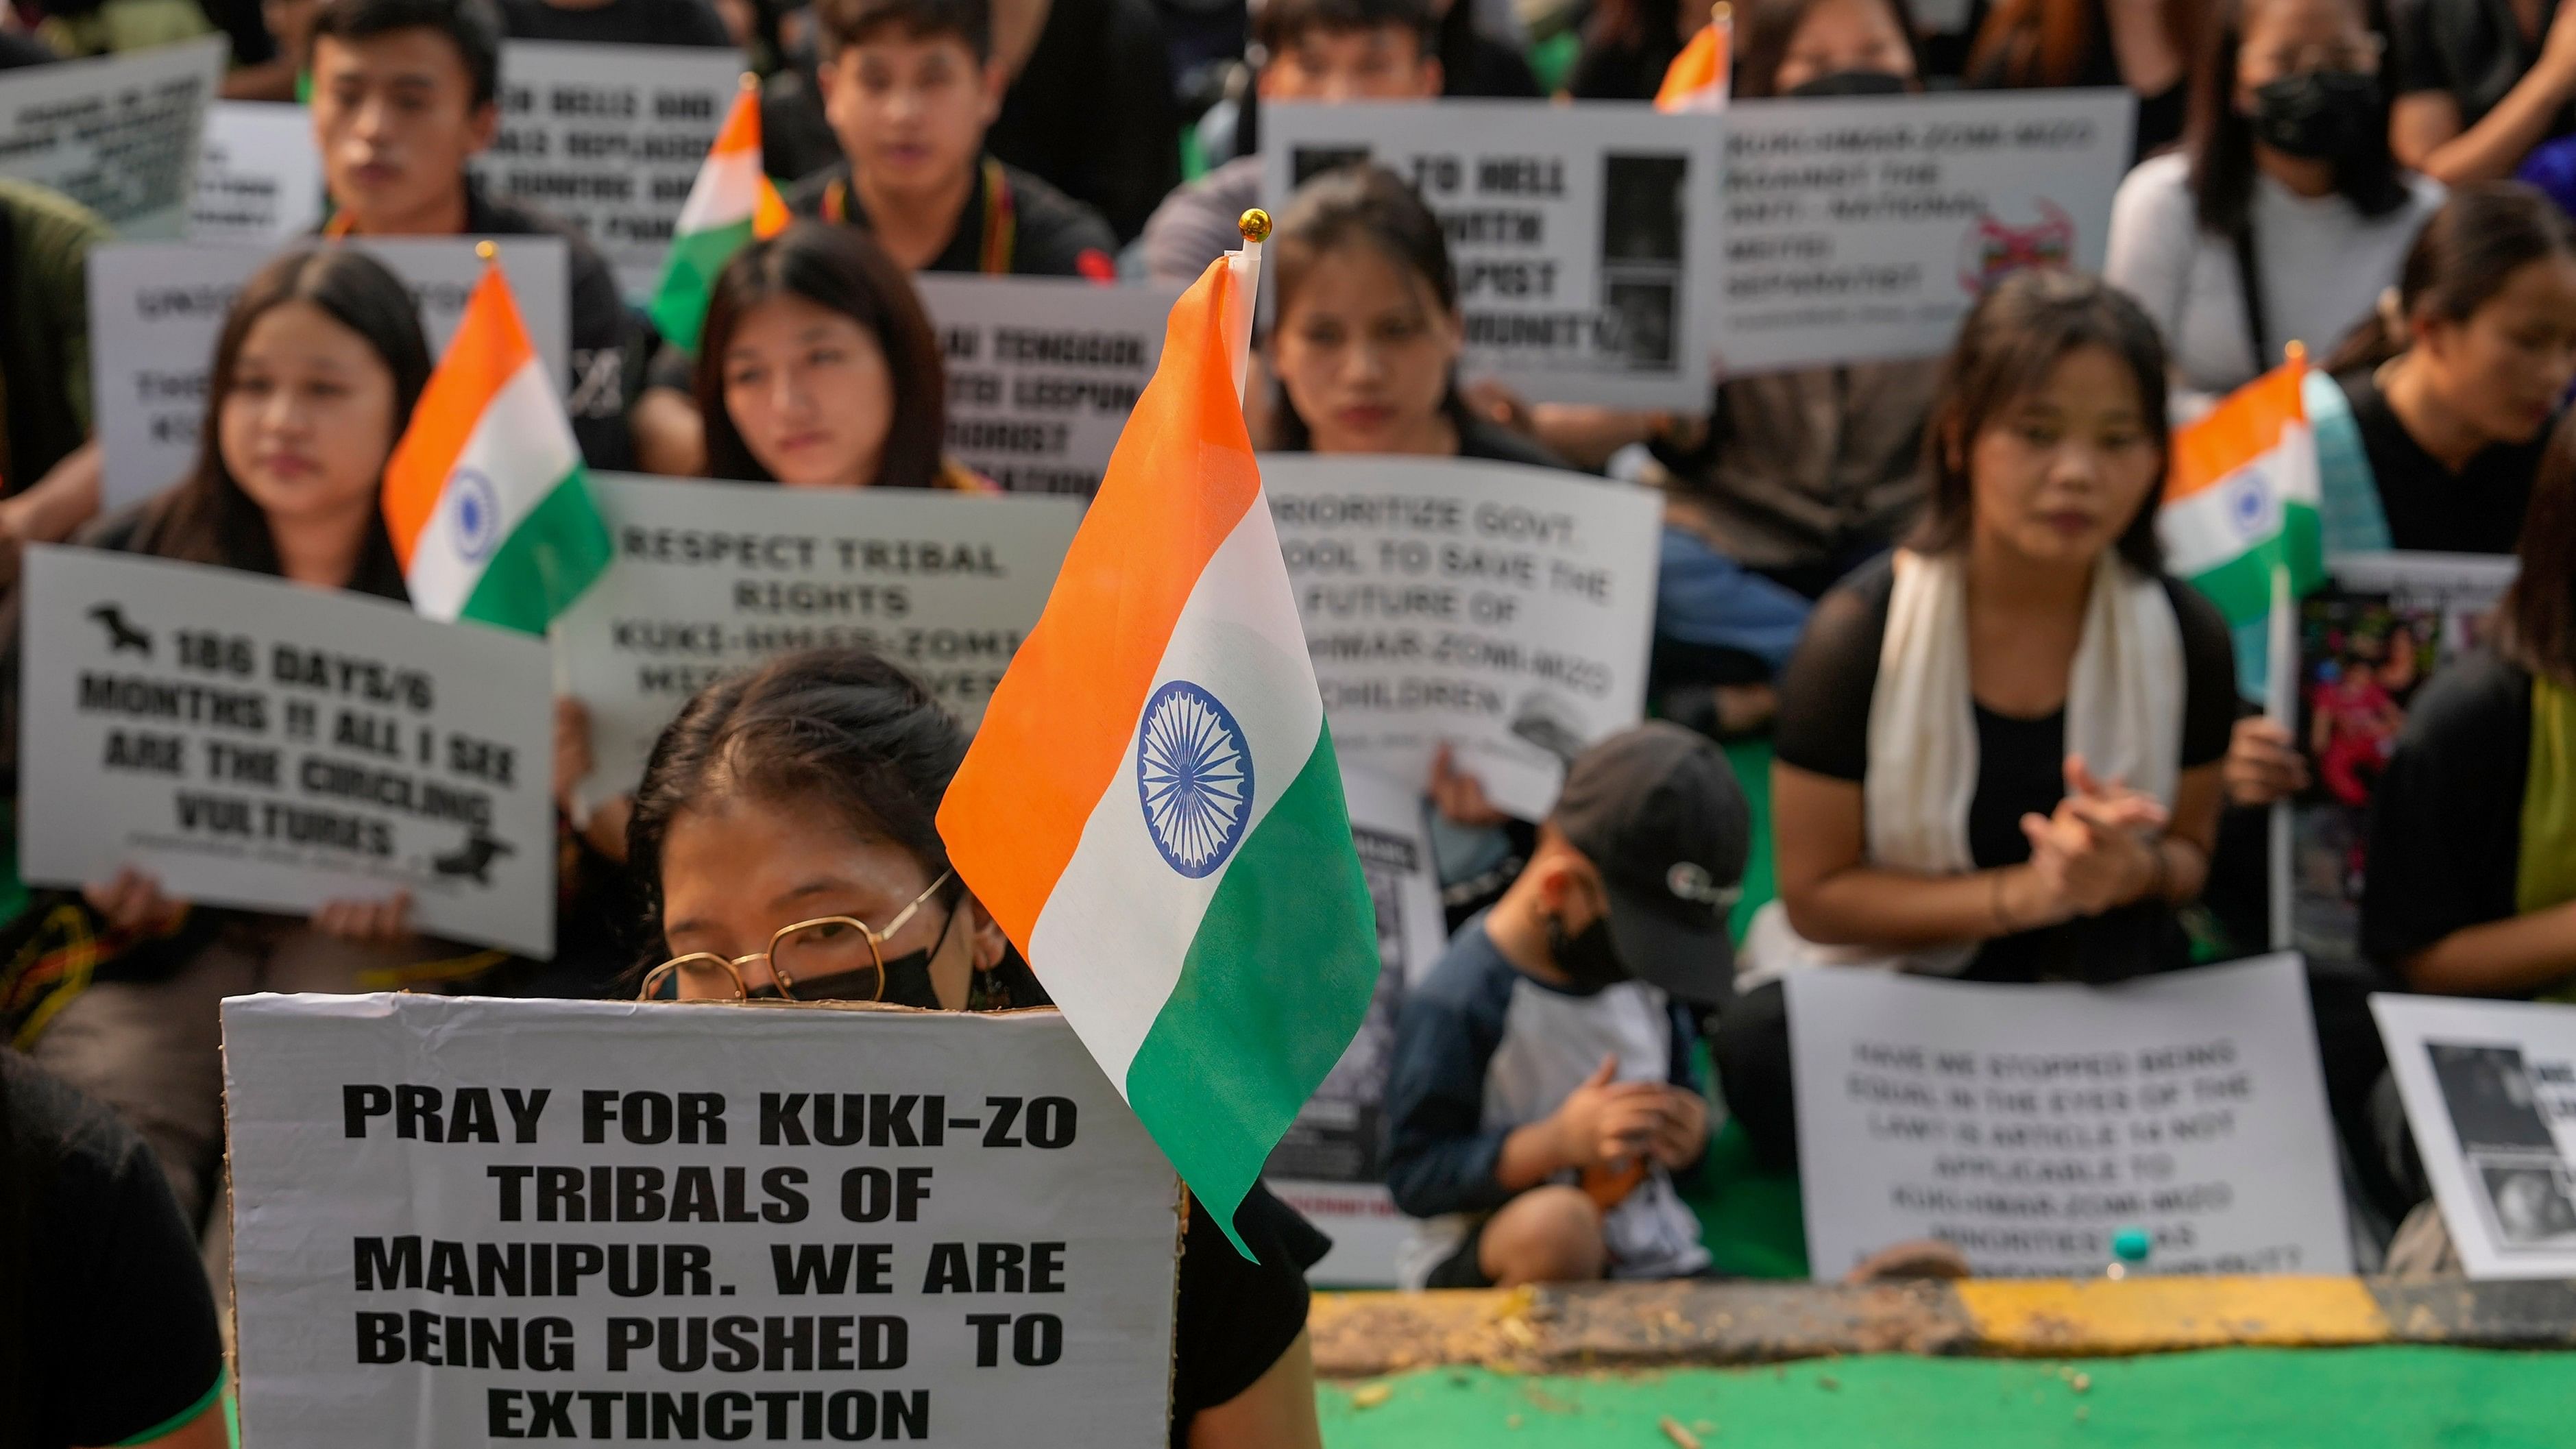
1228 208 1270 404
486 235 593 829
2264 339 2307 951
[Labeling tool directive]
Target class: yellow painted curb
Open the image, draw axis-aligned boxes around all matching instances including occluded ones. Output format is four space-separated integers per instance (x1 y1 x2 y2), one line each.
1957 1276 2392 1356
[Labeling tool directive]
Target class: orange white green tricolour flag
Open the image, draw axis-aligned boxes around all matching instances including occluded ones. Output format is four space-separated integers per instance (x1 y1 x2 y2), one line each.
936 241 1378 1259
382 259 611 634
2159 353 2324 626
1655 7 1731 111
648 77 792 354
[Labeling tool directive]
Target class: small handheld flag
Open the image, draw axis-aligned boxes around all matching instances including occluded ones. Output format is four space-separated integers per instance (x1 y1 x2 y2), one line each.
1655 1 1732 112
649 73 792 354
2159 345 2325 629
937 212 1379 1259
382 243 612 634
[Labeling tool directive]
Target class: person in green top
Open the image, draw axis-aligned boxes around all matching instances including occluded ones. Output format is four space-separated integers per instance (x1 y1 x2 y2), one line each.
0 179 116 569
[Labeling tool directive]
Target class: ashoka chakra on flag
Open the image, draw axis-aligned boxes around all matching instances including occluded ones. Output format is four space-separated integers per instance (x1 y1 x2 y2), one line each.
1136 679 1254 878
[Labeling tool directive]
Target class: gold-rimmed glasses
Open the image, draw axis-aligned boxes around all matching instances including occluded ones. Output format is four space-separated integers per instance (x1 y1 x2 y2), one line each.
640 870 953 1002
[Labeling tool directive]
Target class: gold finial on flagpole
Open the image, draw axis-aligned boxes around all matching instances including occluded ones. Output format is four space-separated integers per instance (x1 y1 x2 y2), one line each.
2285 339 2307 367
1712 1 1729 23
1239 208 1272 244
740 71 760 90
475 239 498 263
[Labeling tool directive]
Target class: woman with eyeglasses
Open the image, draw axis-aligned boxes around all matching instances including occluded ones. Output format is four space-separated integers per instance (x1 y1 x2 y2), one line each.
2105 0 2442 409
626 646 1326 1449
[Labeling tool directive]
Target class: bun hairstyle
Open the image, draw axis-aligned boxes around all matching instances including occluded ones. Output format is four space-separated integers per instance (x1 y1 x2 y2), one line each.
626 647 969 949
2322 182 2576 375
1912 268 2172 575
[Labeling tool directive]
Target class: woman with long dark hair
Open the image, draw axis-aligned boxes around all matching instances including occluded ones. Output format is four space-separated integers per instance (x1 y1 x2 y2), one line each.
631 647 1327 1449
2106 0 2442 402
2363 408 2576 995
1969 0 2207 158
2322 181 2576 553
23 246 460 1239
1718 270 2239 1168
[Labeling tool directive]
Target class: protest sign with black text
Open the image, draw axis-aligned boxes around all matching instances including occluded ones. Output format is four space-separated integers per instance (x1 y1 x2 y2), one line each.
18 547 555 955
917 276 1178 497
190 100 324 243
88 237 572 509
478 42 743 297
0 37 223 236
1263 454 1660 819
553 474 1082 801
225 993 1182 1444
2375 995 2576 1278
1261 100 1721 408
1713 88 2132 372
1787 955 2351 1279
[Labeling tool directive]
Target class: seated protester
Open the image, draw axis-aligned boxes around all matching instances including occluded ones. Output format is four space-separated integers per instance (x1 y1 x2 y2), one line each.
1721 271 2237 1171
2388 0 2576 186
1427 0 1539 97
0 178 114 562
1383 724 1743 1289
496 0 732 45
2319 181 2576 553
307 0 641 470
1967 0 2200 161
982 0 1179 244
2362 410 2576 997
1141 0 1443 287
2106 0 2445 407
1649 0 1940 605
23 249 468 1228
570 223 983 849
788 0 1117 276
1 1051 227 1449
633 647 1328 1449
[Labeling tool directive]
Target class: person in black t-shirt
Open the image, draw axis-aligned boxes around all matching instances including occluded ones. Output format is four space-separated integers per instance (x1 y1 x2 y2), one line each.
2319 182 2576 556
628 648 1325 1449
1 1051 226 1449
306 0 643 470
786 0 1116 277
2362 410 2576 997
983 0 1179 244
1718 272 2235 1170
2388 0 2576 185
496 0 732 45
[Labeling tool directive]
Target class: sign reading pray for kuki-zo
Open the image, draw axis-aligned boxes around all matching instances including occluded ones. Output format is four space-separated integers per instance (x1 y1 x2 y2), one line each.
478 41 744 297
1260 99 1721 409
223 993 1183 1444
16 547 556 956
552 474 1082 803
88 237 572 511
0 37 223 237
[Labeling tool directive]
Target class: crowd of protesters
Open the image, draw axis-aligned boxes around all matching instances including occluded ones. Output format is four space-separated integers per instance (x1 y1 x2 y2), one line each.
7 0 2576 1439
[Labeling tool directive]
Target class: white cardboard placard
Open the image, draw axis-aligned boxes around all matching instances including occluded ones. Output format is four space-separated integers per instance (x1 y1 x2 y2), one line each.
1786 955 2352 1280
2374 994 2576 1278
0 36 224 237
223 992 1182 1444
18 547 555 955
1263 454 1660 820
189 99 323 243
87 237 571 509
554 474 1083 800
915 274 1180 498
1260 99 1721 409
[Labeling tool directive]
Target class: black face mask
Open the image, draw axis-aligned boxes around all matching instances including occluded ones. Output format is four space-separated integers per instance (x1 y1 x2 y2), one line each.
1544 912 1631 990
1787 69 1908 99
2250 70 2379 160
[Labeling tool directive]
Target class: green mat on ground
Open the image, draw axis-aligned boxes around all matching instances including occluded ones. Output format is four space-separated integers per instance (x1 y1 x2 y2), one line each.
1321 1348 2576 1447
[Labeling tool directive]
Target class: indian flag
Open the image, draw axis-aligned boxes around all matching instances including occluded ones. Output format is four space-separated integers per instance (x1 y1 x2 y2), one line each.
382 256 611 633
937 232 1378 1258
2160 353 2324 626
648 75 791 354
1655 2 1731 111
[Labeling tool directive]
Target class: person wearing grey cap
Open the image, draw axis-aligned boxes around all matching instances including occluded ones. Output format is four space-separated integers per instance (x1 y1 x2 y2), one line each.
1381 722 1749 1290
